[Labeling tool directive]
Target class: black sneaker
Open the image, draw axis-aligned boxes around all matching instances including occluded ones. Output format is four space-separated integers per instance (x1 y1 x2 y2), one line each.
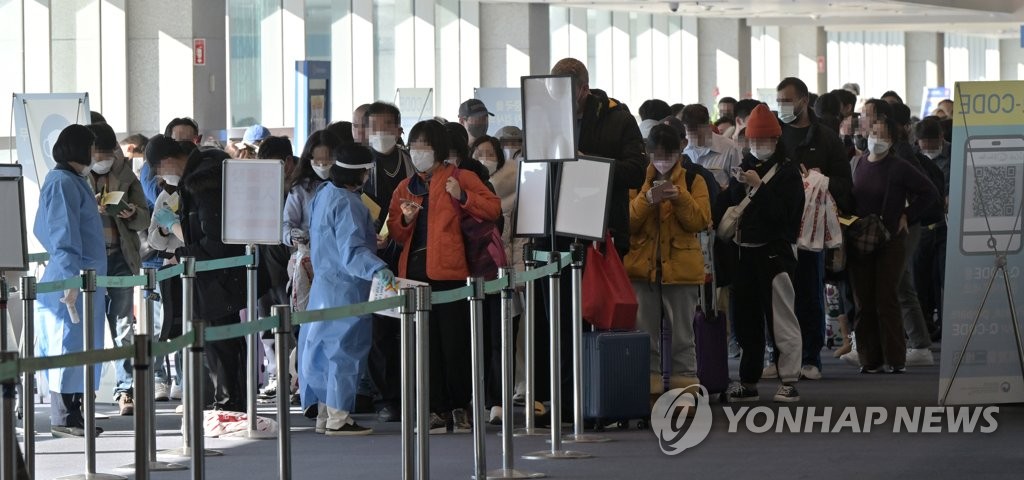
773 384 800 403
325 422 373 436
303 403 319 419
377 405 400 423
414 413 448 434
451 408 471 433
727 384 759 403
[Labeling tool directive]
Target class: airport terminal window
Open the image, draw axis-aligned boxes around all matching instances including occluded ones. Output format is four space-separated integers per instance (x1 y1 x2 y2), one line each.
229 0 276 127
374 0 396 103
305 0 332 61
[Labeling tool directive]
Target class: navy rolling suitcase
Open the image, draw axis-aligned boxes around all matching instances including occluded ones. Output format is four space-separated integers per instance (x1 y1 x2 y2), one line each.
583 330 651 429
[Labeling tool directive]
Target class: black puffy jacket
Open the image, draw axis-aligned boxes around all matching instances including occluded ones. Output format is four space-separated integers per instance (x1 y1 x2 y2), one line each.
175 149 247 320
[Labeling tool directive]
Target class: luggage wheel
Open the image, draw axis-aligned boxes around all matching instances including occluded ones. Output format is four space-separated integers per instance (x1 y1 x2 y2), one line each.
636 418 649 430
617 421 629 430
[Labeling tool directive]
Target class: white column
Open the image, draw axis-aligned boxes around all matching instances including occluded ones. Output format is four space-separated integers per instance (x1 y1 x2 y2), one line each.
479 3 533 87
698 18 749 106
906 32 944 116
591 10 613 92
651 13 669 101
751 26 780 97
611 12 630 104
24 0 51 93
282 0 306 129
680 16 698 104
0 0 25 137
459 0 480 103
1000 38 1024 81
631 13 653 108
436 0 460 119
567 7 587 61
100 0 127 130
260 1 284 126
127 0 195 133
51 0 101 105
352 0 375 104
331 0 355 120
667 16 683 104
780 25 825 93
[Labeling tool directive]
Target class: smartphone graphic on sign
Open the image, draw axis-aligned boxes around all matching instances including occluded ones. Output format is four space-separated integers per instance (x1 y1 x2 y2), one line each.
960 136 1024 255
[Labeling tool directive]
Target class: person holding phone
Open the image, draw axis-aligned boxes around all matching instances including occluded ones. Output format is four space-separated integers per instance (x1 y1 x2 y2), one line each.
625 123 711 393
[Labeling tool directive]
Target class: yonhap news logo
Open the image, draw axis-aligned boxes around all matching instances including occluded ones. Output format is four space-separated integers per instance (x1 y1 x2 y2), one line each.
651 386 999 455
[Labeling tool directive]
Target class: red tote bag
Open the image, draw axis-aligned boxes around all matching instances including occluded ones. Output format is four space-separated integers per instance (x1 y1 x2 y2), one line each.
582 232 638 330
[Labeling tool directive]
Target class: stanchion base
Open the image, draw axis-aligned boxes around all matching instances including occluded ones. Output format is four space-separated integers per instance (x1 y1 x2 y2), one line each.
513 427 551 437
158 447 225 457
477 468 547 479
237 429 277 440
559 433 612 443
117 460 188 471
54 473 127 480
521 450 592 460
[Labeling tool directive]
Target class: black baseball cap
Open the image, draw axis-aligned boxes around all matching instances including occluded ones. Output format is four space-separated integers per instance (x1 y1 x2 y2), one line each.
458 99 494 119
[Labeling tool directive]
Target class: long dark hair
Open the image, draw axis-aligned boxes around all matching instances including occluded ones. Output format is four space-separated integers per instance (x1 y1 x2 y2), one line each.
288 130 341 190
470 135 505 171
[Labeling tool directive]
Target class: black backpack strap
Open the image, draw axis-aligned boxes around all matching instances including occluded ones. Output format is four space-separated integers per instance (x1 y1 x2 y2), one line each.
683 164 698 192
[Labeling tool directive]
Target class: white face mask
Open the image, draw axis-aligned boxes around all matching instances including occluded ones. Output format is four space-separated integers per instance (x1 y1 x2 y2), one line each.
921 150 941 160
410 150 435 173
751 145 775 161
369 133 397 154
652 159 675 175
162 174 181 186
481 159 499 175
867 137 890 157
91 159 114 175
503 148 517 161
778 102 797 124
312 165 331 180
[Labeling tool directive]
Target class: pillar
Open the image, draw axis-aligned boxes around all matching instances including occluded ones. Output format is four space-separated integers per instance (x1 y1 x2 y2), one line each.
480 2 550 88
779 25 826 96
1000 37 1024 81
906 32 944 117
697 18 750 107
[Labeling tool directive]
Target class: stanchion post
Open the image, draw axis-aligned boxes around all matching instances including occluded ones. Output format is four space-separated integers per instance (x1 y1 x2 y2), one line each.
272 305 292 480
491 269 545 479
1 350 16 480
523 253 590 461
400 288 416 480
466 277 487 480
564 243 609 444
415 284 432 480
19 276 35 478
184 257 206 479
121 269 185 473
244 245 263 439
59 269 127 480
515 244 547 438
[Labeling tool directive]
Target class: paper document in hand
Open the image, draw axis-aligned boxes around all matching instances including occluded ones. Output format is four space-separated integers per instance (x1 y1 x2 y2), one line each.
100 191 131 215
369 276 428 318
362 193 381 220
379 213 390 239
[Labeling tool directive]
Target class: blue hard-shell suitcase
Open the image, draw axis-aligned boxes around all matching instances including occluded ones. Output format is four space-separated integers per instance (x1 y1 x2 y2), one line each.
583 330 651 429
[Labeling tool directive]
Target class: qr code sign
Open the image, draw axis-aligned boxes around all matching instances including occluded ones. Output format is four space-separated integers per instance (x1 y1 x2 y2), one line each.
972 165 1018 217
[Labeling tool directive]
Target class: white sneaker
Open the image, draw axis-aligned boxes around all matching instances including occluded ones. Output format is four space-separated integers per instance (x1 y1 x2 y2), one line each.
154 382 171 402
906 348 934 366
762 364 778 379
489 406 502 425
800 365 823 380
841 350 861 367
169 383 183 400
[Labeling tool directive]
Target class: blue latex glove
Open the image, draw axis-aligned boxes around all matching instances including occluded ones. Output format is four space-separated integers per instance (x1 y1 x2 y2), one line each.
374 268 396 288
154 206 179 229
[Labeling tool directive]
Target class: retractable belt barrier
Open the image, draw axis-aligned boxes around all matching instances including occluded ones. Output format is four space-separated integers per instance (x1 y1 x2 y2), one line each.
2 250 573 480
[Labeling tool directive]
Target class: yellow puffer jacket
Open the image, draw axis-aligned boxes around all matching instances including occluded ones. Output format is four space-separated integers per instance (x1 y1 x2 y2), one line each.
624 162 712 285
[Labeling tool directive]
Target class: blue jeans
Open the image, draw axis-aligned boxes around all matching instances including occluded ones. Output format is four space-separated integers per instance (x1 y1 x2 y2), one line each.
106 249 135 397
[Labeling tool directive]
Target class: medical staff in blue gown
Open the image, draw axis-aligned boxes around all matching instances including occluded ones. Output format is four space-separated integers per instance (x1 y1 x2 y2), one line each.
33 124 108 438
300 144 394 436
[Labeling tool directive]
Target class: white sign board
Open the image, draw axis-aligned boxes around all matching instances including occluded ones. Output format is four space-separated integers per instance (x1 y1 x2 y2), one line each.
554 156 614 241
512 161 550 237
396 88 434 140
0 165 28 271
221 159 285 245
369 276 428 318
475 87 522 135
522 75 576 162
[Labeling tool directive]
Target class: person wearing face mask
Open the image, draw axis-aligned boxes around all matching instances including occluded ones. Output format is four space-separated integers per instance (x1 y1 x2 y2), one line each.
681 104 742 191
164 116 201 144
494 126 524 163
283 130 342 249
146 134 248 412
848 118 938 374
717 104 805 403
458 99 493 147
625 123 711 395
638 99 673 139
298 144 392 436
772 77 853 382
913 117 951 342
444 122 493 187
388 120 502 433
84 123 150 416
34 124 108 437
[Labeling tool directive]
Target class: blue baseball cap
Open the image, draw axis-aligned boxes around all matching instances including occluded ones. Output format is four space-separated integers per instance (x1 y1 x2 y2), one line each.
241 124 271 146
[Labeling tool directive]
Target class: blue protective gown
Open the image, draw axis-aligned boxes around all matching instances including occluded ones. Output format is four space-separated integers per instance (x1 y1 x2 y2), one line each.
299 183 387 412
34 168 107 393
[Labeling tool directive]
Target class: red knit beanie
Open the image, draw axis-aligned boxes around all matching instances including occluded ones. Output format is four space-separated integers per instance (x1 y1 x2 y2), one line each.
745 104 782 139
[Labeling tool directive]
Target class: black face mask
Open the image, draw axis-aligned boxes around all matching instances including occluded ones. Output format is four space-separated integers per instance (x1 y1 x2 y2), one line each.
854 134 867 152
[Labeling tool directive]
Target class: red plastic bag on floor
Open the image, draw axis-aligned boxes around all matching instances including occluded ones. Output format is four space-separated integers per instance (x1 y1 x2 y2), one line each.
582 232 638 330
